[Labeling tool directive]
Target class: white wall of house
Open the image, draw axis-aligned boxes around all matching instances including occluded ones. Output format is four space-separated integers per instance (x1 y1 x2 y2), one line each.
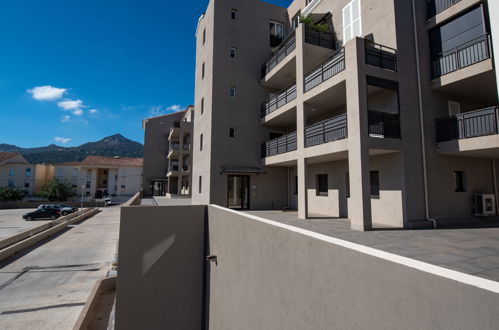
0 164 49 196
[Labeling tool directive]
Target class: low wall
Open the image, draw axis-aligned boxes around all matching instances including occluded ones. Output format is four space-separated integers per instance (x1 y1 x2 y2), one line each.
121 192 141 207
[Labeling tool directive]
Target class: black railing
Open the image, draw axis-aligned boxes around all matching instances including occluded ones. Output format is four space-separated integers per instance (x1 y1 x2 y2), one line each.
183 144 190 151
261 31 296 78
365 41 397 71
368 111 401 139
426 0 462 18
304 48 345 92
170 142 180 150
436 107 499 142
261 83 297 117
270 34 284 48
431 34 491 79
305 114 348 147
182 165 190 172
172 122 180 128
262 131 297 158
305 28 335 50
170 163 179 172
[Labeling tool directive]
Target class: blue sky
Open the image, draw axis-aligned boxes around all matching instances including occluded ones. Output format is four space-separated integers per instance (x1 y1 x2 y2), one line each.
0 0 292 147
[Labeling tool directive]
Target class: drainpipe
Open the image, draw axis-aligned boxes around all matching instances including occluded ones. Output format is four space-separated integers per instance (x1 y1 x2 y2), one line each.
493 159 499 215
411 0 437 229
287 166 291 209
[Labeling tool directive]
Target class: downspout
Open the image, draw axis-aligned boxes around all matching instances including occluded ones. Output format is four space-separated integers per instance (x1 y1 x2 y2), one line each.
411 0 437 229
287 166 291 210
493 159 498 215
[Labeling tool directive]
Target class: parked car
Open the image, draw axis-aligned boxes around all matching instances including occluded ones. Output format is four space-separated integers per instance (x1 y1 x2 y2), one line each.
23 208 61 220
38 204 76 216
104 197 112 207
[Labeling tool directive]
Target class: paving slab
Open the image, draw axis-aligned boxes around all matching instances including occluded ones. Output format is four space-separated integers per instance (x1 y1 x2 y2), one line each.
0 209 51 240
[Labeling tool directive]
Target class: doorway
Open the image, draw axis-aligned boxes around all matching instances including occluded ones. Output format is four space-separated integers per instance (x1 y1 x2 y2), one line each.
228 175 250 210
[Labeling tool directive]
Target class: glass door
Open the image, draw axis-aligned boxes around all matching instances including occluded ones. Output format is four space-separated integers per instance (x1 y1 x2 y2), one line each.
228 175 250 210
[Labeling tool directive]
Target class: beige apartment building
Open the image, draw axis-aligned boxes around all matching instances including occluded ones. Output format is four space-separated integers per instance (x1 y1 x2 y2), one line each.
191 0 499 230
142 106 194 197
0 152 51 196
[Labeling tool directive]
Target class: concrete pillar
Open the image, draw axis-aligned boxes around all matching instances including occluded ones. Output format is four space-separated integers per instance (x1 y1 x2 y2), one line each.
346 38 372 231
297 158 308 219
489 1 499 97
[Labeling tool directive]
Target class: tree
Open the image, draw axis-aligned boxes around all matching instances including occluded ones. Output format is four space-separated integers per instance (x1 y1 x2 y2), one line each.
0 187 25 202
38 179 75 202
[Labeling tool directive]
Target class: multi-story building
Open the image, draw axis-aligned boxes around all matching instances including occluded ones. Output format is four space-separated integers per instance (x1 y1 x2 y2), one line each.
0 152 51 196
192 0 498 230
142 106 194 197
166 105 194 197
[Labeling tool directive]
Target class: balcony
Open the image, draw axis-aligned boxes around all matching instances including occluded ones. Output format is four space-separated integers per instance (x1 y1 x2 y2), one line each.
261 83 297 117
183 144 191 151
426 0 462 18
305 114 347 147
368 111 401 139
168 163 180 174
261 132 297 158
436 107 499 142
261 31 296 79
304 28 335 49
170 142 180 150
304 48 345 92
182 165 190 172
365 41 397 71
431 34 491 79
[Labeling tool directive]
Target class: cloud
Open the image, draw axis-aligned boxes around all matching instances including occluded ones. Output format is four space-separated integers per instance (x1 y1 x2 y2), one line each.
89 109 98 114
166 104 183 112
54 137 71 144
61 115 70 122
28 85 67 101
146 104 185 118
57 99 85 116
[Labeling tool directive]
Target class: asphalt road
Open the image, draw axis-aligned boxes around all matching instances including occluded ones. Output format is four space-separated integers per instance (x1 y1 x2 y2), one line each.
0 206 120 329
0 209 52 240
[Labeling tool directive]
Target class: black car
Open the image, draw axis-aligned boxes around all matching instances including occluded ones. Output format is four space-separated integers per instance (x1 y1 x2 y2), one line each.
23 208 61 220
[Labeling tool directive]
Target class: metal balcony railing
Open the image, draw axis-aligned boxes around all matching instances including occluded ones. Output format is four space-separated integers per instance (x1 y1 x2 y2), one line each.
182 165 190 172
305 28 335 50
183 144 190 151
172 122 180 128
170 163 179 172
261 83 297 117
368 111 401 139
426 0 462 18
261 131 297 158
305 114 348 147
436 107 499 142
170 142 180 150
261 31 296 78
304 48 345 92
431 34 491 79
365 41 397 71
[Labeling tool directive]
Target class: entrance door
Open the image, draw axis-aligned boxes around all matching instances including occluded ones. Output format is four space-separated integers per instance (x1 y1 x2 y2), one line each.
228 175 250 210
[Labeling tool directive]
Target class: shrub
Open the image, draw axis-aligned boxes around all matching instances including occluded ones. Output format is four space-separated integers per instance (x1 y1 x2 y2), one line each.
37 179 75 202
0 187 25 202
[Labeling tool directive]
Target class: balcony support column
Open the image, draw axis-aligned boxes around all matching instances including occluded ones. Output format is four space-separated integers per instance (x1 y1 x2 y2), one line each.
347 38 372 231
297 158 309 219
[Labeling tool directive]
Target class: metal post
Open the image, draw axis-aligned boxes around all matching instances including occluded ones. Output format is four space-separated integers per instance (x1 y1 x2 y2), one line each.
80 185 85 212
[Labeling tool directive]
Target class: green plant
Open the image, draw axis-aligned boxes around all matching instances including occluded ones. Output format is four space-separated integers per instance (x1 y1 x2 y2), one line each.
0 187 25 202
299 15 330 33
37 179 75 202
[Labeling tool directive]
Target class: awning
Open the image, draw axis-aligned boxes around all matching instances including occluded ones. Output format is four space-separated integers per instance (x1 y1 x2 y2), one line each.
220 166 266 174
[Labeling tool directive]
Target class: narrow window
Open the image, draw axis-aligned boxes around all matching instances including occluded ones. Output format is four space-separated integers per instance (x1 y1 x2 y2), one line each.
24 182 30 188
202 63 205 79
454 171 466 192
86 181 91 188
292 12 301 30
346 172 350 198
342 0 362 44
56 167 63 178
25 168 31 177
370 171 380 197
8 180 14 187
316 174 328 196
201 98 204 115
203 28 206 45
231 9 237 20
72 168 78 178
199 176 202 194
293 176 298 195
9 168 14 177
87 169 92 177
230 47 237 58
200 134 203 151
229 127 236 138
229 87 236 99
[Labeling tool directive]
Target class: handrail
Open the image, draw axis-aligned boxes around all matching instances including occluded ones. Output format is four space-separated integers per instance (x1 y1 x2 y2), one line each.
304 28 335 50
365 40 397 71
261 83 297 117
304 48 345 92
305 113 348 147
261 31 296 78
368 111 401 139
426 0 462 18
262 131 297 158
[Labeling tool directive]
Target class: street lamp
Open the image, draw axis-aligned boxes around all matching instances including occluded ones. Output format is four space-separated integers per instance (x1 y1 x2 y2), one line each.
81 185 85 212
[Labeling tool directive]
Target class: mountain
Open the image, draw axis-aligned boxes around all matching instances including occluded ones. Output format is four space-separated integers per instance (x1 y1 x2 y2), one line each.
0 134 144 164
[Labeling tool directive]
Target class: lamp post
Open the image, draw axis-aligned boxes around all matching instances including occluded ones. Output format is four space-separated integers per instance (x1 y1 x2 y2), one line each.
81 185 85 212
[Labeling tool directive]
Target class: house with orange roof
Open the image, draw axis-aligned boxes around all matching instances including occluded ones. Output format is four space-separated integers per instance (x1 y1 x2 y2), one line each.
0 152 52 196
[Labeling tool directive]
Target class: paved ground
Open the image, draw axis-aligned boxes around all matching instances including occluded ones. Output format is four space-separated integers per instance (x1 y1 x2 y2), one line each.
0 206 120 329
0 209 51 240
246 211 499 282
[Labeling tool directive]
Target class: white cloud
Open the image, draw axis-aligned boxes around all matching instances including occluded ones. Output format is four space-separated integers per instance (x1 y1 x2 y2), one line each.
28 85 67 101
54 137 71 144
146 104 185 118
166 104 183 112
57 99 85 116
61 115 70 122
89 109 98 114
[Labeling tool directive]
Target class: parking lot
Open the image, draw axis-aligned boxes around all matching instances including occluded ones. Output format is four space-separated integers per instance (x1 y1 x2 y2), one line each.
0 209 52 240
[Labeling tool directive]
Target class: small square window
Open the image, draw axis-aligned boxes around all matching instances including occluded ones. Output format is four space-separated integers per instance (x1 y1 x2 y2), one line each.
24 182 30 188
121 185 126 189
229 127 236 138
370 171 380 197
231 9 237 20
230 47 237 58
316 174 328 196
229 87 236 99
454 171 466 192
86 181 91 188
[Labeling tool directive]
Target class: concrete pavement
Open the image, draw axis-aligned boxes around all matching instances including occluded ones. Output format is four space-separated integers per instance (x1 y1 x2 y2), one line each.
0 209 51 240
0 206 120 329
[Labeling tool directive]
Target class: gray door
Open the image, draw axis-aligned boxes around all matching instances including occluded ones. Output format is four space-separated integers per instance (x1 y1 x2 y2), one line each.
228 175 250 210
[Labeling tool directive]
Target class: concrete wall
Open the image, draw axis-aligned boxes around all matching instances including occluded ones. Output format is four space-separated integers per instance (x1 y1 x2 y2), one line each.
491 0 499 96
116 205 206 330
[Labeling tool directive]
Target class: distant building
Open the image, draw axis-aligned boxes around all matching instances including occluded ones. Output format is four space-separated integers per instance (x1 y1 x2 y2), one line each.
0 152 51 196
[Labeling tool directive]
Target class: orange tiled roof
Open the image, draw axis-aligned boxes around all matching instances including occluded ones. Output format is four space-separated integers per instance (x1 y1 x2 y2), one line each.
0 152 21 163
80 156 143 167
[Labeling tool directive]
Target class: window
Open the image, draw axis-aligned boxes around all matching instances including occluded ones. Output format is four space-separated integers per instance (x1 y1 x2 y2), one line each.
229 87 236 99
86 191 90 196
56 167 63 178
86 181 91 188
292 12 301 30
72 168 78 178
270 21 284 38
454 171 466 192
229 127 236 138
293 176 298 195
230 47 237 58
448 101 461 116
9 168 14 177
200 134 203 151
87 169 92 177
199 176 202 194
121 185 126 189
370 171 380 197
24 182 30 188
203 28 206 45
201 98 204 115
8 180 14 187
316 174 328 196
231 9 237 20
202 63 205 79
25 168 31 177
342 0 362 43
346 172 350 198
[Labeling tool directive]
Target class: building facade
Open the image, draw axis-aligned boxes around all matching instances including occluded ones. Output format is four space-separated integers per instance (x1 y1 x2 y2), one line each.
192 0 499 230
0 152 51 196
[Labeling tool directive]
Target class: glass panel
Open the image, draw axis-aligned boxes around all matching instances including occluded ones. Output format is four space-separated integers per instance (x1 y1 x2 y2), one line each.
228 176 249 209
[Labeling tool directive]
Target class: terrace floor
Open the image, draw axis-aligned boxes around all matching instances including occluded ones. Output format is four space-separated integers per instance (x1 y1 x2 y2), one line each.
245 210 499 282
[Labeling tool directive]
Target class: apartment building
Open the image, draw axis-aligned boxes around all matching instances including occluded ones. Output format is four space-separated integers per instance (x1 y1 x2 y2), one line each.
142 106 195 197
0 152 51 196
53 156 143 199
192 0 499 230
